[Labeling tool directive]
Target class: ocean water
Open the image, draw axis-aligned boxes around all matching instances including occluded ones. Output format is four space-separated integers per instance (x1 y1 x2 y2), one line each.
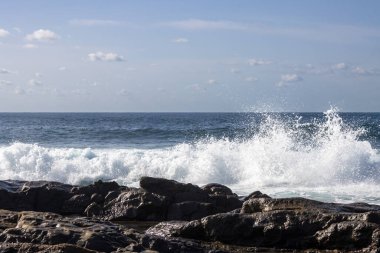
0 108 380 204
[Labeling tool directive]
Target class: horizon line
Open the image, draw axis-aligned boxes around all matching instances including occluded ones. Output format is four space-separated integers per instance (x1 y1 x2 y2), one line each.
0 111 379 114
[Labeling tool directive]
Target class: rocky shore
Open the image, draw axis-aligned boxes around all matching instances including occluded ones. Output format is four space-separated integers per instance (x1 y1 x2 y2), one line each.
0 177 379 252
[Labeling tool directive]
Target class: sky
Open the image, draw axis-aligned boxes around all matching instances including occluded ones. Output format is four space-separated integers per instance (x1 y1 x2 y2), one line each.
0 0 379 112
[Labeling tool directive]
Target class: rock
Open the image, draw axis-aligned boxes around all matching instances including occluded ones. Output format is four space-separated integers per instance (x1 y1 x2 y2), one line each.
0 209 137 252
91 193 104 204
139 177 242 220
208 195 242 213
149 199 380 251
241 197 380 214
104 190 121 204
0 180 72 213
104 189 168 221
0 243 98 253
201 183 234 196
1 178 380 252
140 177 209 203
243 191 271 201
74 180 122 197
62 194 92 214
167 201 216 221
85 202 103 217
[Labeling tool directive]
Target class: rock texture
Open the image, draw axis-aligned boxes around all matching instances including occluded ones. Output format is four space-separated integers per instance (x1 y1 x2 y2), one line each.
0 177 379 252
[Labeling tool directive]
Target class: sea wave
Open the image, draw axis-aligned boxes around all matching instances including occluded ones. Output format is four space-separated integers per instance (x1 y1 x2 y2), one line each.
0 108 379 203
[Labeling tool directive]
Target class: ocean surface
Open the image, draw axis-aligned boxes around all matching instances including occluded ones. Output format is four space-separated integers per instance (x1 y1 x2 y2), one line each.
0 108 380 204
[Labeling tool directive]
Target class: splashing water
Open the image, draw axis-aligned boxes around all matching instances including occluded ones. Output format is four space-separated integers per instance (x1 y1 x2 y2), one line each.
0 108 379 203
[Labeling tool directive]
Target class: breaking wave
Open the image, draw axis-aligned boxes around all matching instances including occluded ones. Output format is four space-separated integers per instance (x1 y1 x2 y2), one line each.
0 108 379 203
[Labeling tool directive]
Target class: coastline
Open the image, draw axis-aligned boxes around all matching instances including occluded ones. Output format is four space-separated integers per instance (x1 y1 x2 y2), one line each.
0 177 379 252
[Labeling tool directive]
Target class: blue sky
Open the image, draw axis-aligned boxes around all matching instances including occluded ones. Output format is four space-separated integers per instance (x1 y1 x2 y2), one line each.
0 0 379 112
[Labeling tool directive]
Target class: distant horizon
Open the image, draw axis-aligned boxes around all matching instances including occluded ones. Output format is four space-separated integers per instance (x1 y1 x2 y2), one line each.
0 110 379 114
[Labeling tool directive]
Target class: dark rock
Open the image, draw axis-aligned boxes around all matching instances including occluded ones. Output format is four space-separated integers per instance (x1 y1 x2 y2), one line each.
62 194 92 214
208 195 242 213
150 200 380 251
85 202 103 217
104 190 121 204
0 243 98 253
140 177 209 203
0 181 72 213
167 201 216 221
75 180 122 197
104 189 168 221
201 183 234 196
90 193 104 204
1 178 380 252
243 191 271 201
0 209 136 252
241 197 380 214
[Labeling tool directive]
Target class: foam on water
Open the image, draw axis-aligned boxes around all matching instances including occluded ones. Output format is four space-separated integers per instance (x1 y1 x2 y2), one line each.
0 108 379 203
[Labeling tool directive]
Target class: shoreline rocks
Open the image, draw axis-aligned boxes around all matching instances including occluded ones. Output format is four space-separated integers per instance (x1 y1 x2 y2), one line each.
0 177 379 252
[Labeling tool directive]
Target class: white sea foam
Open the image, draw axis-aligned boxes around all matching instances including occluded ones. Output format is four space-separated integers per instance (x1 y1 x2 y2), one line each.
0 108 379 203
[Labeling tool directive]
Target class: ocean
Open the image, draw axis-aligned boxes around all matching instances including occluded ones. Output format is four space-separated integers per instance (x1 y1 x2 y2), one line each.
0 108 379 204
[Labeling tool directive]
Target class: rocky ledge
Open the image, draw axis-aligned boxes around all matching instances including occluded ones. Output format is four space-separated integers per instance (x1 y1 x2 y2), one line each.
0 177 379 252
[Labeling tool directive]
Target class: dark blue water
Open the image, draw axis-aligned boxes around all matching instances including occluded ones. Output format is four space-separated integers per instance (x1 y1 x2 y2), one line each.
0 112 379 149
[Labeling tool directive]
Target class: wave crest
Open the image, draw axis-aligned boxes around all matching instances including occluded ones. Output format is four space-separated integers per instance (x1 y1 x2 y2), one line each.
0 108 379 202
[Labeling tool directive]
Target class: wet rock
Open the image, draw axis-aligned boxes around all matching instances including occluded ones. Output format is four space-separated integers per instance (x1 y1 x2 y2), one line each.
85 202 103 217
243 191 271 201
104 189 168 221
149 200 380 251
208 195 242 213
139 177 242 220
167 201 216 221
0 209 137 252
91 193 104 204
241 197 380 214
201 183 234 196
0 181 72 213
104 191 121 204
140 177 209 203
62 194 92 214
0 243 98 253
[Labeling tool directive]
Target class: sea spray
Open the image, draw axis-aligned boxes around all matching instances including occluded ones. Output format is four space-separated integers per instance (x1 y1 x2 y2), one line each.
0 108 379 203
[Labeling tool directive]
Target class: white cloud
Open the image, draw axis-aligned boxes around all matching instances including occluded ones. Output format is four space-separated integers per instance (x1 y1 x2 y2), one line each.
35 72 42 78
351 66 380 75
352 67 368 75
71 89 90 95
188 83 206 92
278 74 303 87
69 19 121 26
29 79 43 86
0 68 12 74
173 38 189 43
0 80 12 86
14 87 25 95
0 28 10 38
332 62 348 70
248 58 272 66
23 43 38 49
126 67 136 71
58 66 67 71
26 29 59 42
162 19 246 30
207 79 217 85
88 51 124 62
245 76 258 82
118 89 131 96
230 68 240 74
